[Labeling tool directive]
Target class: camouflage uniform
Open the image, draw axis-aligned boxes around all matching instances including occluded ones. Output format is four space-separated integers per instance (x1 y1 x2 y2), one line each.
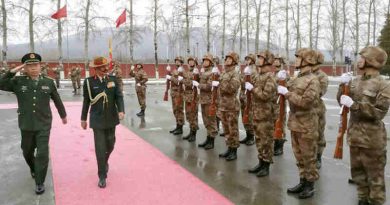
53 67 61 88
112 64 123 92
169 62 185 134
41 64 48 77
76 67 81 89
337 46 389 205
183 65 199 131
130 65 148 111
69 68 78 93
199 66 218 138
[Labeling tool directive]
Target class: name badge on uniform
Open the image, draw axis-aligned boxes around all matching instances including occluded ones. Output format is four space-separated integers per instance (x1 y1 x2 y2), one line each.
41 85 50 90
21 86 28 91
107 82 115 88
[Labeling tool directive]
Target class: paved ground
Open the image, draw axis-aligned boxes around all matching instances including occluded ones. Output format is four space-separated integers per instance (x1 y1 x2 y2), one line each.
0 82 389 205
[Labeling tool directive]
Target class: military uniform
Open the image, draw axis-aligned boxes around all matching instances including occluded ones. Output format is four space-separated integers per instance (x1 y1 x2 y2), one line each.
0 53 67 194
168 57 185 135
41 64 48 77
81 56 124 188
53 67 61 88
130 64 148 116
111 64 123 92
337 46 389 205
217 52 241 161
69 67 78 93
76 67 81 89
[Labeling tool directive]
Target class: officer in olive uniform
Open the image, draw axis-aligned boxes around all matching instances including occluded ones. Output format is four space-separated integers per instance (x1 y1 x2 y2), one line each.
0 53 67 195
81 56 125 188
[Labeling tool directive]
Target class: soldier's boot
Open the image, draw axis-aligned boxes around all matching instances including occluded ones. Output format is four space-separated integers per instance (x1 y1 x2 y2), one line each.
204 137 215 150
256 161 270 177
287 178 305 194
136 109 145 117
358 200 369 205
245 132 255 145
316 153 322 169
35 184 45 195
219 147 231 158
169 124 179 133
274 139 285 156
298 181 315 199
216 117 220 131
248 159 263 174
188 130 197 142
225 148 237 161
198 136 210 147
219 133 225 137
183 129 193 140
173 125 183 135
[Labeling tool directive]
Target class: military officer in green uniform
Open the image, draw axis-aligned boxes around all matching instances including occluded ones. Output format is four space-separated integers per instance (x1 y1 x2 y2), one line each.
0 53 67 195
81 56 125 188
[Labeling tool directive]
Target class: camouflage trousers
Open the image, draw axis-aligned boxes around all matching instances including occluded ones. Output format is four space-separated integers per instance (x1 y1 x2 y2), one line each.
317 101 326 155
240 98 254 135
117 77 124 92
185 99 199 130
254 120 274 163
291 131 319 182
76 77 81 88
201 104 218 137
171 93 185 126
136 85 146 110
221 111 240 148
350 146 387 205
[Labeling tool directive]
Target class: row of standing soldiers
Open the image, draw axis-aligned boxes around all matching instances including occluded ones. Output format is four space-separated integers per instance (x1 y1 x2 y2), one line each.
165 46 389 204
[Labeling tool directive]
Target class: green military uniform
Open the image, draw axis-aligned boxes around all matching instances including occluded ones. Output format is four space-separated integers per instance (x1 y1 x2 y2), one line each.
81 73 124 183
0 53 67 194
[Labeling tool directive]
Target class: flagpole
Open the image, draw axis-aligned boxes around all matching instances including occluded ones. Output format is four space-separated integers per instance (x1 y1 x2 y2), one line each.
65 0 70 73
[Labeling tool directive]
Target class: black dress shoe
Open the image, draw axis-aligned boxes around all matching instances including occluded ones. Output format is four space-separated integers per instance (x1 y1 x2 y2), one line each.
98 178 106 188
35 184 45 195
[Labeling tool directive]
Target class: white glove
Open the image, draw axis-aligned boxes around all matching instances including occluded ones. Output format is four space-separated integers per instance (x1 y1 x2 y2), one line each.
166 75 171 80
178 76 184 81
212 81 219 87
340 73 352 84
166 65 171 72
131 65 135 71
277 85 289 95
243 66 251 75
212 67 219 74
192 80 199 87
136 83 141 86
178 67 184 73
193 68 199 74
245 82 254 91
340 95 354 108
277 70 287 80
200 67 205 73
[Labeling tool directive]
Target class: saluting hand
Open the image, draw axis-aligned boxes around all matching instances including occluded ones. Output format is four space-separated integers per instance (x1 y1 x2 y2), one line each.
81 121 88 130
118 112 125 120
61 117 67 124
10 64 25 73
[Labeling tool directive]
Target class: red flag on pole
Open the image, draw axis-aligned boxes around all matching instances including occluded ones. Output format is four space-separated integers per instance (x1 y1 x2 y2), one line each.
115 9 126 28
51 5 67 19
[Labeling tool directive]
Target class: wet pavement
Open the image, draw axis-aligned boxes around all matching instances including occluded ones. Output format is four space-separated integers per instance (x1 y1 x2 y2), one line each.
0 82 389 205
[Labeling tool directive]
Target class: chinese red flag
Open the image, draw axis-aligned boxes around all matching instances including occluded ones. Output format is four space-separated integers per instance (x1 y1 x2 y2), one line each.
115 9 126 28
51 5 67 19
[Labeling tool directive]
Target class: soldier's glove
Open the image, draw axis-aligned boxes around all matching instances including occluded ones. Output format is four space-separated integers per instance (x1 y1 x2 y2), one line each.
245 82 254 91
131 65 135 71
212 81 219 87
243 66 251 75
136 83 141 86
166 65 171 72
200 68 205 73
166 75 172 80
178 67 184 73
277 70 287 80
178 76 184 81
192 80 199 87
211 67 220 74
340 73 352 84
193 68 199 74
277 85 289 95
340 95 354 108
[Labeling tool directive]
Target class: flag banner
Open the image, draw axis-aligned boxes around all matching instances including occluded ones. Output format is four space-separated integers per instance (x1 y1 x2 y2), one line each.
115 9 126 28
51 5 67 19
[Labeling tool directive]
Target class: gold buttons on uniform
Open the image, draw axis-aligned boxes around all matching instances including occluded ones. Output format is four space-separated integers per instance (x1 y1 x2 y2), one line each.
34 90 36 92
33 97 36 100
33 110 35 113
33 104 36 106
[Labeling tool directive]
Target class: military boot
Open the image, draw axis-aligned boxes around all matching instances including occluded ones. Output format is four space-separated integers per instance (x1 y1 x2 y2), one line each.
316 153 322 169
225 148 237 161
136 109 145 117
219 133 225 137
287 178 305 194
358 200 369 205
256 161 270 177
169 124 179 133
245 133 254 145
198 136 210 147
219 147 231 158
183 130 193 140
173 125 183 135
298 180 315 199
188 130 197 142
204 137 214 150
274 139 285 156
248 159 263 174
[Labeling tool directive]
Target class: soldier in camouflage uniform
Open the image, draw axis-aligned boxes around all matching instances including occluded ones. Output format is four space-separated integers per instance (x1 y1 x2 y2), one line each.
111 62 123 92
312 51 328 169
52 65 61 88
278 48 320 199
130 63 148 116
194 54 218 150
41 63 49 77
246 50 278 176
69 67 78 94
182 56 199 142
239 54 256 146
76 66 82 89
273 55 289 156
166 56 185 135
337 46 389 205
215 52 241 161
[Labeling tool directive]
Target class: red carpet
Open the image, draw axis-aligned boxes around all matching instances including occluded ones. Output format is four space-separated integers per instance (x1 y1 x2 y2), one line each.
48 102 232 205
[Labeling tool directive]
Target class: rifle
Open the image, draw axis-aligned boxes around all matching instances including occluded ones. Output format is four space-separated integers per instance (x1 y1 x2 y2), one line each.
208 71 219 116
191 70 200 111
333 83 350 159
273 79 286 139
176 70 184 105
242 73 252 124
163 71 171 101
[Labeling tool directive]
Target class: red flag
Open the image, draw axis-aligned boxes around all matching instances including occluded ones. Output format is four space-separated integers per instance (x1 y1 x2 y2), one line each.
115 9 126 28
51 5 67 19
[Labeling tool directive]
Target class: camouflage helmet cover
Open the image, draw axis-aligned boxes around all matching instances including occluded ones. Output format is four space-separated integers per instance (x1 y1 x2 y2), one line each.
359 46 388 69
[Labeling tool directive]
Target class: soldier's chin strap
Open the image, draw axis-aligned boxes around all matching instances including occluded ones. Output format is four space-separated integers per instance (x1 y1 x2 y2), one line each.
86 79 108 110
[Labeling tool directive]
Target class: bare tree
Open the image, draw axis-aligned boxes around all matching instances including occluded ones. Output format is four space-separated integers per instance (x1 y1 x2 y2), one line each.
54 0 63 65
129 0 134 62
366 0 373 46
266 0 272 50
329 0 339 75
372 0 377 45
246 0 249 55
1 0 7 65
339 0 347 60
221 0 226 59
285 0 289 63
153 0 158 71
239 0 243 57
314 0 321 50
185 0 190 55
253 0 262 53
206 0 211 52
